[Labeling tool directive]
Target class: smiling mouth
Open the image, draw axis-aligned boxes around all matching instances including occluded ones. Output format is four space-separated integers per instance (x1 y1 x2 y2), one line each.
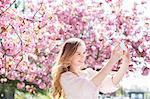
78 61 84 63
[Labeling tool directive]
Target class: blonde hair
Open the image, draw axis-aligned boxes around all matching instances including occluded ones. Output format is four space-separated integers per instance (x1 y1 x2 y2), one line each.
52 38 84 99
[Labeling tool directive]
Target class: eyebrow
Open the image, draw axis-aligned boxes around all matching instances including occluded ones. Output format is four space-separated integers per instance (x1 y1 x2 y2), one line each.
76 51 86 54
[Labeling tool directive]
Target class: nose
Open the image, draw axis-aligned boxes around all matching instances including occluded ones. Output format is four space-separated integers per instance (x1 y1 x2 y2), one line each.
81 54 86 60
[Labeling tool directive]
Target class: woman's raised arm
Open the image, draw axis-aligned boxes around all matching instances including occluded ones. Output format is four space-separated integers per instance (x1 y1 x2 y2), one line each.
112 48 131 85
90 43 124 87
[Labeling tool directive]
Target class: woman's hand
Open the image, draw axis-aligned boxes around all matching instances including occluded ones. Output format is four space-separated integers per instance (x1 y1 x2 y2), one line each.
110 42 124 62
122 47 131 65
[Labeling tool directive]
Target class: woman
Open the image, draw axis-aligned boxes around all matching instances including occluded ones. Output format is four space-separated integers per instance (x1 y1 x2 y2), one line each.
52 38 130 99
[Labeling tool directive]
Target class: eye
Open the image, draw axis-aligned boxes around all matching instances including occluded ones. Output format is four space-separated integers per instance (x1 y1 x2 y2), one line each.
76 52 81 55
78 53 81 55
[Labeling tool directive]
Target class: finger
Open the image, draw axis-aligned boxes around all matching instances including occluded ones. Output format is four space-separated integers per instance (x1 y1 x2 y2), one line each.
114 42 120 51
125 51 130 58
127 47 130 53
127 52 130 57
117 45 124 53
114 41 120 47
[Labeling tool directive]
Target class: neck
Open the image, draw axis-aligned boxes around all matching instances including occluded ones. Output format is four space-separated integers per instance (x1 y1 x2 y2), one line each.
69 65 81 75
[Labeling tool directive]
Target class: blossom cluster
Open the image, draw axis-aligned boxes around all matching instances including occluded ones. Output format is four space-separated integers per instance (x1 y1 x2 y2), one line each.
0 0 150 93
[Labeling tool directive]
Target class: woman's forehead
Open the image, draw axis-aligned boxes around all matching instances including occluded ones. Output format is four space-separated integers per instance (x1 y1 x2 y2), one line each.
77 45 86 52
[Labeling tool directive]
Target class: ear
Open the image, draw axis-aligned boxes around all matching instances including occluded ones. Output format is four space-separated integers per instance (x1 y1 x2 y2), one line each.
68 58 72 63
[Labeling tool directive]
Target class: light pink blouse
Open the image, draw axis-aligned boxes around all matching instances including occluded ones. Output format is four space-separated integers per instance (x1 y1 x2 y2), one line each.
60 68 120 99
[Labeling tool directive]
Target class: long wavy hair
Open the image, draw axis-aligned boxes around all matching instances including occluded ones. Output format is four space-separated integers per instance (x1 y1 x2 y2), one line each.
51 38 84 99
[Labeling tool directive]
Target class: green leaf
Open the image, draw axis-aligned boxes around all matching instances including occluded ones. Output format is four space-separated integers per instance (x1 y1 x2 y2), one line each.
37 64 43 68
15 3 18 9
0 38 2 42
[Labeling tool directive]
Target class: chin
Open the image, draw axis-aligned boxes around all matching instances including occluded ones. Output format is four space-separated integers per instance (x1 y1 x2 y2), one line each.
79 63 84 67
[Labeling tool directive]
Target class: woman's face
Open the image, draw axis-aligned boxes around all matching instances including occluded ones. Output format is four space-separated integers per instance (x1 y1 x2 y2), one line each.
70 44 87 69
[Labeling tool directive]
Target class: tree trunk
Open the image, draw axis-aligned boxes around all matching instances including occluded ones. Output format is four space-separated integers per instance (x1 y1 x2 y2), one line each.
0 83 15 99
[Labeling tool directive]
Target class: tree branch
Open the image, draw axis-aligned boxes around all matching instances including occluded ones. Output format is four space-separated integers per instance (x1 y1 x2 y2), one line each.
0 0 16 16
10 25 24 68
32 2 43 19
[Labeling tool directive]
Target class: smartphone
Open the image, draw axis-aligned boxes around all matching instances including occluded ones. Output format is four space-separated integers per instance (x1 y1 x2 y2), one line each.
120 41 128 52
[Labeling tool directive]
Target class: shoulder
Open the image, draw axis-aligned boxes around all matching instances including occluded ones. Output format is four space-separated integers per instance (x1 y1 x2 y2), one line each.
60 71 78 82
61 71 77 77
83 68 98 77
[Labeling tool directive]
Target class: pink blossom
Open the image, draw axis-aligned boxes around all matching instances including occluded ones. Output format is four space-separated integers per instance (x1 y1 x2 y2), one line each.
17 82 25 89
0 68 5 74
142 66 149 76
0 0 149 92
39 83 46 89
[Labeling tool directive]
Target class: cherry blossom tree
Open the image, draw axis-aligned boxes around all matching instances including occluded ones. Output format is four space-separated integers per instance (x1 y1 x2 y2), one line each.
0 0 150 94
